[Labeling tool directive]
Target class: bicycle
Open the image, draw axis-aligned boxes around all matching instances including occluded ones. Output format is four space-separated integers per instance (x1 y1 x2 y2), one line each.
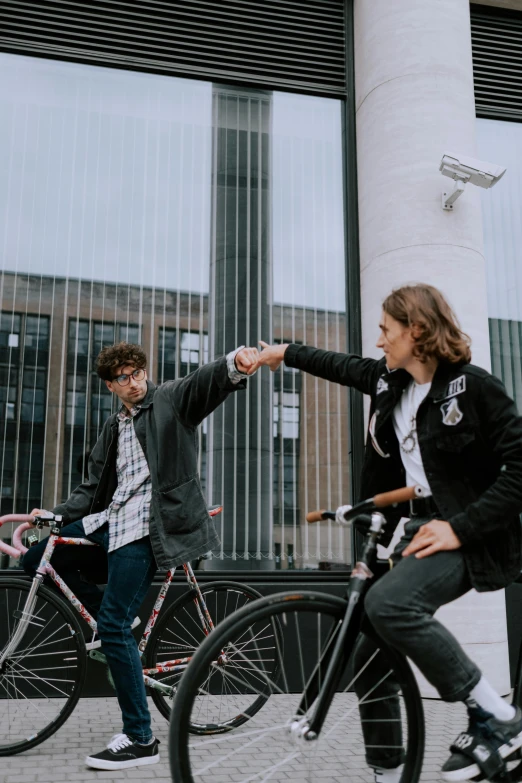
0 508 278 756
168 485 522 783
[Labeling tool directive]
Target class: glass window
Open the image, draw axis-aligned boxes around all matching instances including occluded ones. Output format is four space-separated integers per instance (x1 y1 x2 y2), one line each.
0 312 49 515
62 319 141 496
1 51 349 570
477 119 522 410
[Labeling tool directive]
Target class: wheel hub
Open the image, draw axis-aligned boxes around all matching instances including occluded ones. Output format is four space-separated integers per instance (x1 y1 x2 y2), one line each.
287 716 317 742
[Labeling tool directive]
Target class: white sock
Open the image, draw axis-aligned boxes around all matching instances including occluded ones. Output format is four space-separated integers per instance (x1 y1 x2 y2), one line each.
374 764 404 783
466 677 515 721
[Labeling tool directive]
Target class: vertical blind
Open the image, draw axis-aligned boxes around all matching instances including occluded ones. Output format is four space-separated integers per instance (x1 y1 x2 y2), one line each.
0 52 350 570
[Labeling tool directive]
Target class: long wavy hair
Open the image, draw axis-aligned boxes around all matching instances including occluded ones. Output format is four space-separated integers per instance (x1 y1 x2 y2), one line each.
382 284 472 364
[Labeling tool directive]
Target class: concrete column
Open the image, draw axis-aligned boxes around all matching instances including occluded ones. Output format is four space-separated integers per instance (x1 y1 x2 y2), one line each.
354 0 510 694
207 86 273 569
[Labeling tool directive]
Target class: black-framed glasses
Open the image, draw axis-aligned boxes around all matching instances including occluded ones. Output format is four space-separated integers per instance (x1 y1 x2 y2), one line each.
113 368 145 387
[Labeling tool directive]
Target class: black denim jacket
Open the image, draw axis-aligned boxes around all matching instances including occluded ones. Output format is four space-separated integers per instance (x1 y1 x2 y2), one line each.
52 358 246 569
285 343 522 592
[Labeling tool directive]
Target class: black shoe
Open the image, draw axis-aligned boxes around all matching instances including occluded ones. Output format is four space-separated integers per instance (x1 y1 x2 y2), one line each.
442 704 522 782
85 733 160 770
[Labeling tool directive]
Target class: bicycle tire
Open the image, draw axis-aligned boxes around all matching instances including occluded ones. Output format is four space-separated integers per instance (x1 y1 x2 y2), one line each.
146 580 279 732
498 666 522 782
169 590 425 783
0 577 87 756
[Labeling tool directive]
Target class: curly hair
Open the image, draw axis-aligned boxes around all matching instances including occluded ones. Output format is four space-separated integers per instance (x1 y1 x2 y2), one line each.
382 284 472 365
96 342 147 381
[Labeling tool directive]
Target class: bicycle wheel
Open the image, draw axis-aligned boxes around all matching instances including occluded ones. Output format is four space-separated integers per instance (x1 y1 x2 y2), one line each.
146 580 279 731
0 578 87 755
500 664 522 782
169 590 424 783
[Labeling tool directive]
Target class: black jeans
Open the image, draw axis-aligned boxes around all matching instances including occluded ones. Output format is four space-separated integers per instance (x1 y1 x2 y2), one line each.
353 514 482 769
22 520 157 743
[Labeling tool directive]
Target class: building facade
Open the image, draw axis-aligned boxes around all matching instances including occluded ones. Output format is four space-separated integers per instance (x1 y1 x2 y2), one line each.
1 0 522 689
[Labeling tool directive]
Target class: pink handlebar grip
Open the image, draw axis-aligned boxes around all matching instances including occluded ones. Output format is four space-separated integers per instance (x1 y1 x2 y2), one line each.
12 522 33 555
0 515 35 558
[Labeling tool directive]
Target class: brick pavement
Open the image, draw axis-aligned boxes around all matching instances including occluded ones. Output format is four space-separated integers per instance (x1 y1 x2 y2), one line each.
0 695 487 783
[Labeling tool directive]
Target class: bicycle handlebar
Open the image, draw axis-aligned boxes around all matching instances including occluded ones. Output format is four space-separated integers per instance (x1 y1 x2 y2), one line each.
0 515 35 558
0 506 225 559
373 485 423 508
305 485 424 524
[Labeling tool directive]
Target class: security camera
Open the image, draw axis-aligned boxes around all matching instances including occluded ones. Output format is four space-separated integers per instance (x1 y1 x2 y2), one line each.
439 152 506 210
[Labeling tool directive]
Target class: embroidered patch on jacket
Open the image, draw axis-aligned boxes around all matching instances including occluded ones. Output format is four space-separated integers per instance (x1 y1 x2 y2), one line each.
440 398 463 426
445 375 466 399
376 377 389 395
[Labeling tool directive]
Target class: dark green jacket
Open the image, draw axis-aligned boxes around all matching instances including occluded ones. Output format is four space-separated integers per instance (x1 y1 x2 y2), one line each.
285 343 522 592
53 357 246 568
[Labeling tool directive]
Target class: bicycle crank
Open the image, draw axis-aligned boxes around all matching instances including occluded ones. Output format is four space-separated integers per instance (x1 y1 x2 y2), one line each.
88 649 116 690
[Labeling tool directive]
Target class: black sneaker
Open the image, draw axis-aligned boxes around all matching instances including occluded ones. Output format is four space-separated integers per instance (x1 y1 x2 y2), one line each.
85 733 160 770
442 704 522 782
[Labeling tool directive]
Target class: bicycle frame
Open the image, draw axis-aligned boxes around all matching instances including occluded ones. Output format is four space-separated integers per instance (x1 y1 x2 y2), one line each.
296 511 387 739
0 514 221 693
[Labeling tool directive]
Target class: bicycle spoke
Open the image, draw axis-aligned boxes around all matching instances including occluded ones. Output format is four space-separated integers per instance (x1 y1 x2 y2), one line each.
148 585 275 729
170 596 421 783
0 581 85 754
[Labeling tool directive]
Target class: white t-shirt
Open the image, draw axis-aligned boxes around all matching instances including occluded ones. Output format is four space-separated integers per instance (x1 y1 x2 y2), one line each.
392 380 432 496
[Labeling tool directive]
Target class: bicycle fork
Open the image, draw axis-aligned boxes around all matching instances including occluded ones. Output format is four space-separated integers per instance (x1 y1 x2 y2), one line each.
289 514 383 742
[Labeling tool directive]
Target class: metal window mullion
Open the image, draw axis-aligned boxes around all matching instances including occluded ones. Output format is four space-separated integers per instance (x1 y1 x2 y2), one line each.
54 86 80 506
255 96 263 562
22 104 43 512
12 312 26 510
232 94 239 561
243 97 252 561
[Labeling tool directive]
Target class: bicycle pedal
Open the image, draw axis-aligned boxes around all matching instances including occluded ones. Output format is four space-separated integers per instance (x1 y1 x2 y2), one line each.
88 649 107 665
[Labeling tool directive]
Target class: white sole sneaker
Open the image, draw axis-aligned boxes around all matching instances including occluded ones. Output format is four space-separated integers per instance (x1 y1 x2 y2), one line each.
85 616 141 651
441 731 522 782
85 752 160 770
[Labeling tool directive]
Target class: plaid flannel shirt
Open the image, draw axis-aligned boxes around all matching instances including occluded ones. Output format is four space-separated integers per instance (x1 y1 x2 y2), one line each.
82 347 250 551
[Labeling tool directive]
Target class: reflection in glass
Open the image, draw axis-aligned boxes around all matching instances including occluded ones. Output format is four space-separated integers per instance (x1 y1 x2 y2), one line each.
477 119 522 410
0 51 349 570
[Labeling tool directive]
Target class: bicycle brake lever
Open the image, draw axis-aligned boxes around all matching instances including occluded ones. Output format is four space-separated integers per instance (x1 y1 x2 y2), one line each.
33 512 63 529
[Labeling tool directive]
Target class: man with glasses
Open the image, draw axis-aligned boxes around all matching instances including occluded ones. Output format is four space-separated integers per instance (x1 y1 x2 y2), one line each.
23 340 259 770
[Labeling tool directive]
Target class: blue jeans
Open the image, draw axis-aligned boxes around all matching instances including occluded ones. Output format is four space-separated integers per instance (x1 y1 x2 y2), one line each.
23 520 157 743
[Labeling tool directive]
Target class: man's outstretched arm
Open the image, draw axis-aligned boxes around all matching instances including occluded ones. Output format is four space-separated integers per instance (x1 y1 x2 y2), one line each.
168 346 259 428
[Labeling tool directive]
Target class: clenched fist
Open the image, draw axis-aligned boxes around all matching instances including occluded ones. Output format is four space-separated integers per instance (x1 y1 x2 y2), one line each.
235 347 260 375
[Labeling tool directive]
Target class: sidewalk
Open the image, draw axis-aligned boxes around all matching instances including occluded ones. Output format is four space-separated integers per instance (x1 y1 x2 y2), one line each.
0 696 469 783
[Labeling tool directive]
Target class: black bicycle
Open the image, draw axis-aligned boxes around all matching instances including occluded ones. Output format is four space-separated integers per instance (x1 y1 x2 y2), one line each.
167 486 433 782
168 485 522 783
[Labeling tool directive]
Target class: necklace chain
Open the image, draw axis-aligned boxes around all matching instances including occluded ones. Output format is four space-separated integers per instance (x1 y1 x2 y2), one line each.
401 382 420 455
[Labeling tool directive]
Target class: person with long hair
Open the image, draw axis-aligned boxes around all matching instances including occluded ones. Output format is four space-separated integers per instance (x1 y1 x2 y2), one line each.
257 283 522 782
